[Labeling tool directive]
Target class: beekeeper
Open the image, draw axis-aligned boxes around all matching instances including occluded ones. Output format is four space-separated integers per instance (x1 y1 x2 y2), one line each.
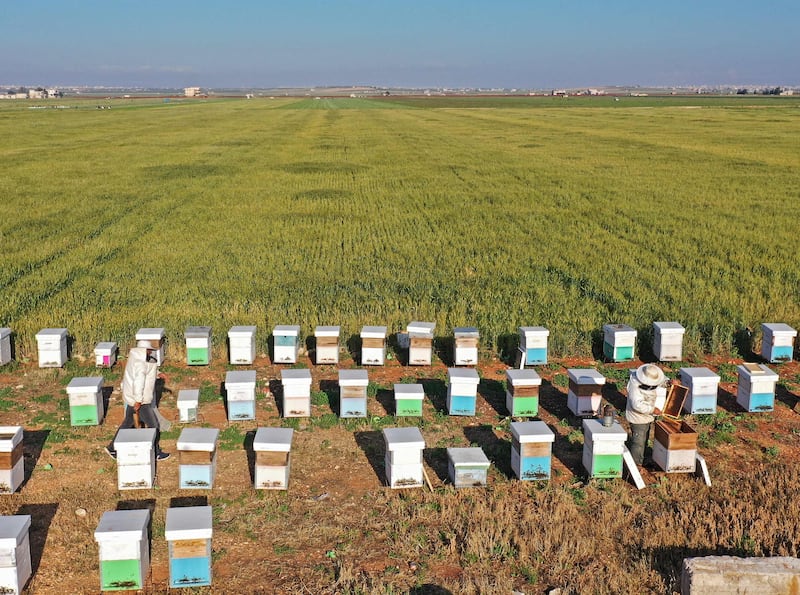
625 363 671 466
105 340 170 461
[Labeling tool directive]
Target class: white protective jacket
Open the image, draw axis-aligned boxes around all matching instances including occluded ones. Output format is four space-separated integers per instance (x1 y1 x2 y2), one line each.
625 377 663 425
121 347 159 407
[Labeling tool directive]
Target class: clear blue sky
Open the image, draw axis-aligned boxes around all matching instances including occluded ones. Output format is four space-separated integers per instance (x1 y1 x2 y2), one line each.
2 1 797 88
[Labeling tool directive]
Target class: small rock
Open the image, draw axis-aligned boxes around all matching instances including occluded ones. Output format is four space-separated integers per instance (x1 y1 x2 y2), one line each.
408 561 418 571
41 463 53 470
547 589 562 595
75 508 87 518
15 385 23 389
312 492 329 501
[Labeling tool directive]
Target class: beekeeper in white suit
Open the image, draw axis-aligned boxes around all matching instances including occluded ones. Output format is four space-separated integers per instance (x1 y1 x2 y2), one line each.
105 340 170 460
625 363 672 466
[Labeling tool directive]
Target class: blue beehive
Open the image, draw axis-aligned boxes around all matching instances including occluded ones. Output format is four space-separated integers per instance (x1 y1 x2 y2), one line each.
446 368 480 416
165 506 213 588
177 428 219 489
518 326 549 366
602 324 636 362
225 370 256 421
737 363 779 412
679 367 720 415
272 325 300 364
338 369 368 418
510 421 554 480
760 323 797 363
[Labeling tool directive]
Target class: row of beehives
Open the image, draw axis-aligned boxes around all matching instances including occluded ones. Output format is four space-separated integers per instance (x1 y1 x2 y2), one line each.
6 322 798 369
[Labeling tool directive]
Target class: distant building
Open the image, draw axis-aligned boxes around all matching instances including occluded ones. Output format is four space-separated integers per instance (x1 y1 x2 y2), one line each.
28 89 44 99
184 87 201 97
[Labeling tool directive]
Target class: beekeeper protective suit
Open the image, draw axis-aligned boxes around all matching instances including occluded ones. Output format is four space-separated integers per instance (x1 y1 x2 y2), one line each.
625 364 670 466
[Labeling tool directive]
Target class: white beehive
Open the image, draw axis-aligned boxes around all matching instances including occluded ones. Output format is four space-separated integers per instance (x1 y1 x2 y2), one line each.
679 367 720 415
185 326 211 366
177 389 200 423
653 322 685 362
253 427 293 490
177 428 219 489
602 324 636 362
0 328 12 366
447 368 480 416
567 368 605 417
394 383 424 417
0 515 32 595
407 321 435 366
447 447 490 488
94 341 117 368
314 326 340 364
582 419 627 479
510 420 555 481
737 363 779 412
338 369 368 418
280 369 312 417
225 370 256 421
165 506 213 588
114 428 156 490
272 325 300 364
761 323 797 363
94 509 150 592
360 325 387 366
506 369 542 417
518 326 549 366
135 327 165 365
66 376 104 426
0 427 24 495
228 325 257 365
383 427 425 489
35 328 67 368
453 327 479 366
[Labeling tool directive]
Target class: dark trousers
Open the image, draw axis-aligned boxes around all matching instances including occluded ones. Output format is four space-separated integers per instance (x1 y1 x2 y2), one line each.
627 422 651 466
108 403 162 453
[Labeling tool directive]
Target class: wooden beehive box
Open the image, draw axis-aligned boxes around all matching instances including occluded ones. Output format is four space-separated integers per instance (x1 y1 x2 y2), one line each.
135 327 165 365
407 321 435 366
94 509 150 592
760 323 797 363
114 428 156 490
654 385 697 450
272 325 300 364
338 369 368 418
228 325 257 365
506 369 541 417
453 327 479 366
0 515 31 595
0 427 24 495
225 370 256 421
447 368 480 416
510 420 555 480
165 506 213 588
253 427 293 490
736 363 779 412
518 326 549 366
94 341 117 368
653 321 685 362
383 427 425 489
360 325 387 366
177 428 219 489
185 326 211 365
66 376 104 426
447 447 490 488
0 328 10 366
177 389 200 423
679 367 720 415
602 323 636 362
280 369 312 417
394 383 424 417
315 326 340 365
567 368 605 416
35 328 67 368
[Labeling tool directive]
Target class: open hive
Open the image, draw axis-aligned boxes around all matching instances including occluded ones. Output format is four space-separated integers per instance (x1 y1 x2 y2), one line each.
653 384 697 473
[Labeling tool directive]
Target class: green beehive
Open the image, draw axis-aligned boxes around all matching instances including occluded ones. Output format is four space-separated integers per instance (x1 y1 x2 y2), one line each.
185 326 211 365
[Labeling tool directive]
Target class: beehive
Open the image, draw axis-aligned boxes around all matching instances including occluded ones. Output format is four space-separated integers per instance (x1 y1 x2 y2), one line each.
602 324 637 362
94 509 149 592
407 321 435 366
653 385 698 473
177 428 219 489
165 506 213 588
653 322 685 362
314 326 340 364
360 325 387 366
582 419 627 479
177 389 199 423
35 328 67 368
228 325 256 365
506 369 541 417
679 367 720 415
94 341 117 368
0 427 24 495
66 376 104 426
510 420 555 481
280 369 312 417
447 447 490 488
0 328 10 366
761 323 797 363
737 363 779 412
135 327 165 365
272 325 300 364
338 369 368 418
453 327 479 366
185 326 211 365
394 383 424 417
567 368 605 417
252 427 293 490
383 427 425 489
0 515 31 595
518 326 549 366
224 370 256 421
447 368 480 416
114 428 156 490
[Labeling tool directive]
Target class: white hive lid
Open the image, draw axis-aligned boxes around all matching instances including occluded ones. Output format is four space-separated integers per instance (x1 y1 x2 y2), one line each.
0 328 11 340
603 323 636 335
680 367 720 381
737 363 779 380
273 325 300 336
66 376 104 392
510 421 554 443
0 515 31 547
228 325 257 336
136 327 165 339
383 427 425 450
448 368 480 383
339 369 368 386
185 326 211 338
0 426 23 450
653 321 685 333
281 368 312 384
253 427 294 451
361 326 387 338
165 506 213 541
315 326 340 337
762 323 797 336
226 370 256 385
447 447 490 467
177 389 200 403
519 326 549 336
95 509 149 542
394 384 424 398
567 368 605 384
506 369 541 386
114 428 157 447
36 328 67 339
95 341 116 350
177 428 219 451
407 321 435 334
453 327 479 338
583 418 628 440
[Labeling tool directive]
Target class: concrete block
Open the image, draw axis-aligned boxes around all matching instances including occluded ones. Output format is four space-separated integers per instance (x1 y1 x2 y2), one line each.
682 556 800 594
